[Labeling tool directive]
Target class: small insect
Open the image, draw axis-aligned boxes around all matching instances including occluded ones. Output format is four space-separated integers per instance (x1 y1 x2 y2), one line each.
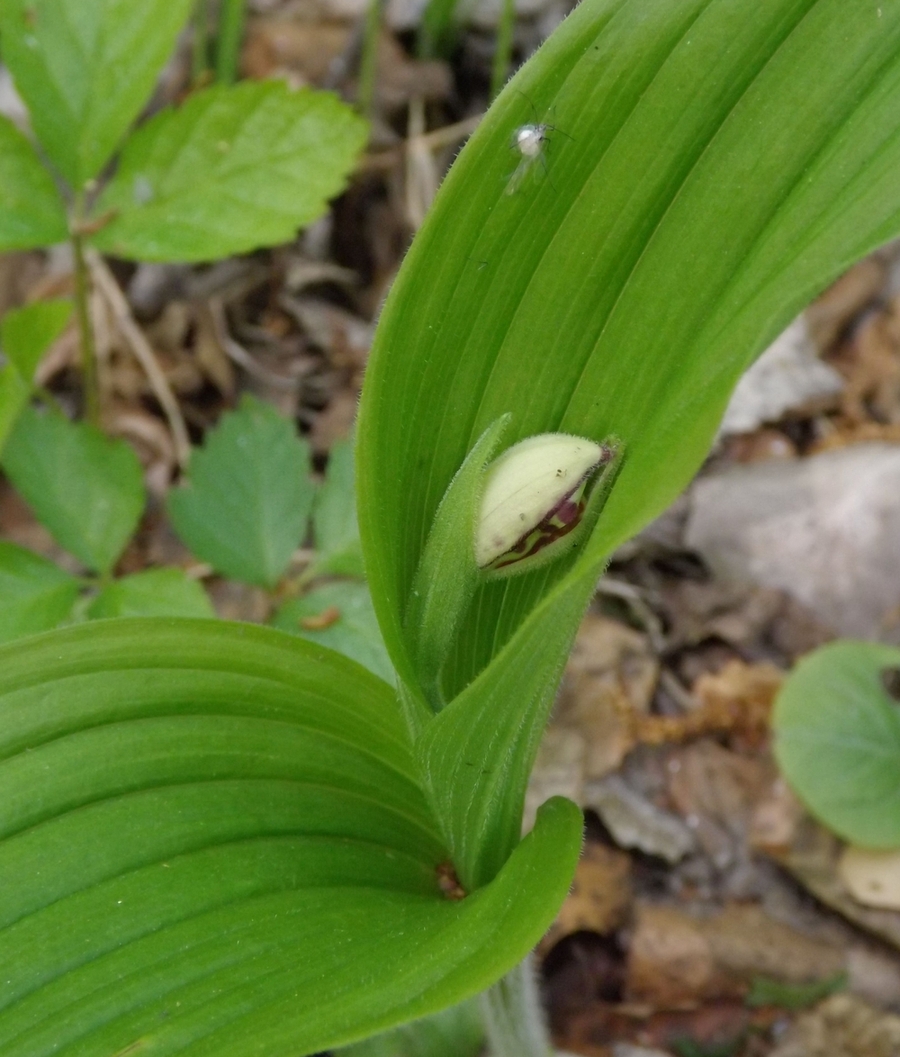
505 102 572 195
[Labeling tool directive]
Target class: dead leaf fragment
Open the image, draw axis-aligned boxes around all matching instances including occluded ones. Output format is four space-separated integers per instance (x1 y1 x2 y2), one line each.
839 846 900 911
585 776 695 864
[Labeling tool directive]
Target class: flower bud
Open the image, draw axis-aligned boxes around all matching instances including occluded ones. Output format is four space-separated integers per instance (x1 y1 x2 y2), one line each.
475 433 611 571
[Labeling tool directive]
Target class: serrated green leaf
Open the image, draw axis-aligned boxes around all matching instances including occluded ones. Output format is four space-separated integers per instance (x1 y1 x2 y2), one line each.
0 115 67 250
87 568 215 620
271 580 394 684
0 541 80 643
90 80 369 262
339 999 484 1057
1 298 73 382
0 365 29 456
168 395 315 588
0 406 145 573
773 640 900 848
311 436 366 579
0 619 582 1056
0 0 195 186
357 0 900 883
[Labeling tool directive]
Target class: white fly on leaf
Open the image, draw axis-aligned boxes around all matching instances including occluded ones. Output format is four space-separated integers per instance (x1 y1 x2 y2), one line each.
505 104 572 195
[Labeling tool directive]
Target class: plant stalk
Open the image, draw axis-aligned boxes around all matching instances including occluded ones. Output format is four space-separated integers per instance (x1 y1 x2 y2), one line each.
215 0 246 84
70 205 100 426
490 0 516 100
357 0 384 119
480 955 554 1057
192 0 211 85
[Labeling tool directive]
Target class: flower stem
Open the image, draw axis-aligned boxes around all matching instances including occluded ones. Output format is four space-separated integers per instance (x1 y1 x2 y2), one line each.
480 956 554 1057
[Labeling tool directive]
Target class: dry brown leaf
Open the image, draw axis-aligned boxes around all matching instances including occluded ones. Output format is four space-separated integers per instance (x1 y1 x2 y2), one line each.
625 903 844 1007
541 842 633 952
769 993 900 1057
770 817 900 951
554 614 658 780
806 257 887 351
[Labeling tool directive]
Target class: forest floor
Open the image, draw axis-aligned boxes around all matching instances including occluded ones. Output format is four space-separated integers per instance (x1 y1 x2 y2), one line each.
3 2 900 1054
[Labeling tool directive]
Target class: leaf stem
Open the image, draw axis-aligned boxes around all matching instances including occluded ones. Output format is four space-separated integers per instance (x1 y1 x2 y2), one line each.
215 0 247 84
480 956 554 1057
70 199 100 427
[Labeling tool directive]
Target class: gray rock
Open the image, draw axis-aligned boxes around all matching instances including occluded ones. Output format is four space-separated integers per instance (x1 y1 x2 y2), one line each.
685 443 900 640
718 316 843 437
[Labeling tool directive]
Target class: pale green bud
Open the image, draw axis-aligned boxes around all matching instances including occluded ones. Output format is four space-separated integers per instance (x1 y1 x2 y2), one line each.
475 433 611 571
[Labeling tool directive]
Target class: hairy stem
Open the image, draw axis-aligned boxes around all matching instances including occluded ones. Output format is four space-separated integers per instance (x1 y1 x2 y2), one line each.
480 956 554 1057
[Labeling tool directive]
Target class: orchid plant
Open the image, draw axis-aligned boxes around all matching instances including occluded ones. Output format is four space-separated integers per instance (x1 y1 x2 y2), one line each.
2 1 900 1055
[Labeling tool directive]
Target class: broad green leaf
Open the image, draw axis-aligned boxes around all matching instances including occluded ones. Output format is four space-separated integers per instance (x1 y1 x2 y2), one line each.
0 0 195 186
0 619 582 1055
339 999 485 1057
168 395 315 588
1 299 73 382
0 541 80 643
311 436 366 579
0 406 145 574
90 80 369 262
87 568 215 620
773 640 900 848
271 580 394 684
0 366 29 456
0 115 67 250
357 0 900 879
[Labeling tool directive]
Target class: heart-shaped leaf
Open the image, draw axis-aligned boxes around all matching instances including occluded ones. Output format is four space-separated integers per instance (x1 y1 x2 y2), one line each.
773 639 900 848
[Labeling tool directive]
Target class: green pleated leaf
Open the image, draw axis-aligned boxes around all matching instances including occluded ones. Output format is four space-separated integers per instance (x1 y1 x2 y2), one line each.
90 81 368 262
87 568 215 619
356 0 900 883
773 640 900 848
1 406 146 574
0 0 195 187
358 0 900 691
0 116 67 251
0 541 80 643
168 395 315 588
1 299 73 382
0 619 582 1056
